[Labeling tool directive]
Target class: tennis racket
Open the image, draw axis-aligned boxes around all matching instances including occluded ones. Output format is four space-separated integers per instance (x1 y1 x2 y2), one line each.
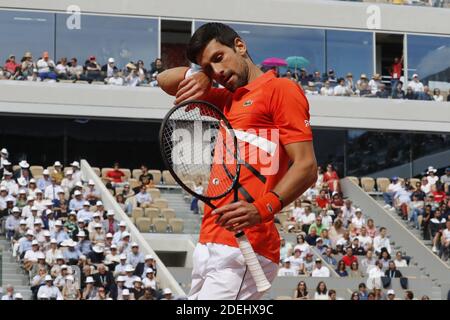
159 99 271 293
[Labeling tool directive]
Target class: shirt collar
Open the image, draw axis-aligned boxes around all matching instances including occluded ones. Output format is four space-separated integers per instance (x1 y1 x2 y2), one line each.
234 70 276 95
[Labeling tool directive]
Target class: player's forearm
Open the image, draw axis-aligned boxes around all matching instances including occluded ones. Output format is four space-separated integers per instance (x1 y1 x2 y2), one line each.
156 67 190 96
273 158 317 208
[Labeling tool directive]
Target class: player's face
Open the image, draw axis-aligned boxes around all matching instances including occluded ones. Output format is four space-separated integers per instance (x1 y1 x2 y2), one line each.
197 39 249 92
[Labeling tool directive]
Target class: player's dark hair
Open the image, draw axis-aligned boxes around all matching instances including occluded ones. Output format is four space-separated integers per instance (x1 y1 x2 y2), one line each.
187 22 248 65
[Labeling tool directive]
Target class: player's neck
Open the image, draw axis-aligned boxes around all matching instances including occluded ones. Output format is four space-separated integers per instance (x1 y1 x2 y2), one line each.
246 63 264 84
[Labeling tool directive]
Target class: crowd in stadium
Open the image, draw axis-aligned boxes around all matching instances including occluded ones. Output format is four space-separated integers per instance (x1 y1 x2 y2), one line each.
1 51 449 102
0 147 181 300
334 0 449 8
278 163 449 299
382 166 450 261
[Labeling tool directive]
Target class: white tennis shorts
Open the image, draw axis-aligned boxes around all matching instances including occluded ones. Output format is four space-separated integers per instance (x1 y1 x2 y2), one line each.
188 242 278 300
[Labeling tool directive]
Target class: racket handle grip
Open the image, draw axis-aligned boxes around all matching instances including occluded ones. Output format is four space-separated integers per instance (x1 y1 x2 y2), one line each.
235 232 272 293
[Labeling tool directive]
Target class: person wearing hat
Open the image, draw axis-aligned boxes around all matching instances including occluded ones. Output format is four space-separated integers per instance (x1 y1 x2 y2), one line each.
1 195 16 219
76 230 92 256
45 238 62 266
311 258 330 277
54 264 69 290
24 205 40 230
142 268 160 291
124 62 141 87
131 277 145 300
161 288 174 300
92 264 114 293
51 219 70 244
112 221 127 245
5 206 21 240
69 190 85 212
37 169 52 191
18 229 35 257
90 221 106 246
103 210 118 234
408 73 424 93
141 254 157 277
101 57 118 80
63 239 81 264
61 168 76 195
426 166 439 185
120 288 133 300
117 231 131 254
368 73 382 95
44 176 64 201
23 239 41 271
127 242 145 271
87 244 105 265
85 55 102 84
123 264 139 289
52 189 68 222
386 289 396 300
1 284 15 300
36 51 57 81
62 274 81 300
0 186 10 210
277 258 296 276
1 169 19 196
69 161 82 183
84 179 100 206
114 254 129 277
51 161 64 182
351 208 366 231
78 201 93 225
82 276 98 300
33 218 46 244
104 243 121 267
12 219 28 245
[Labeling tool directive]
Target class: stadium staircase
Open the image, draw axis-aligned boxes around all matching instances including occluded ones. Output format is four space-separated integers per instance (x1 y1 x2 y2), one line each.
0 236 33 299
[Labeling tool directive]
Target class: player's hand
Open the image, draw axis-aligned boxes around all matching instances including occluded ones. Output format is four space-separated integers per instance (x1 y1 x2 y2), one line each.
175 71 211 105
213 200 262 233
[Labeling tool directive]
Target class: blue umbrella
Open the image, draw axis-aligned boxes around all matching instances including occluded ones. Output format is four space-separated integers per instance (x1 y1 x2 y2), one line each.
286 56 310 70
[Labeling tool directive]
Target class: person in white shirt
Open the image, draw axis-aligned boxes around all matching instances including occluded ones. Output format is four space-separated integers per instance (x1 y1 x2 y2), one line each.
373 227 391 255
320 80 334 96
319 209 333 230
37 275 63 300
297 206 316 232
333 78 349 96
61 170 76 195
342 199 356 227
37 170 52 191
408 74 424 93
0 187 9 209
291 199 304 221
77 201 94 224
383 177 403 207
69 191 85 211
351 208 366 232
24 240 41 271
107 70 124 86
55 57 69 79
314 281 329 300
84 180 101 205
45 239 62 266
368 73 382 95
393 251 408 268
277 259 296 276
288 247 304 272
426 166 439 186
25 206 41 230
356 226 373 251
1 170 18 195
1 284 15 300
142 268 160 291
36 51 57 81
279 237 293 262
135 185 153 208
311 259 330 277
113 222 127 245
125 63 141 87
45 178 64 201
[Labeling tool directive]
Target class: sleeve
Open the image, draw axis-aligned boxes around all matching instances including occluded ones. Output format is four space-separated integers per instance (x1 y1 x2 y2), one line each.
269 79 313 146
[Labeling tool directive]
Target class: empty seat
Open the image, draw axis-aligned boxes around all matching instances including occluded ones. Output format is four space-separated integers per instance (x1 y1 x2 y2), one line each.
161 208 176 221
169 218 184 233
152 218 168 233
277 212 289 225
153 198 168 209
162 170 177 186
409 178 420 187
376 177 390 192
132 169 143 180
136 217 152 233
46 166 55 174
147 188 161 200
115 187 124 195
144 208 160 220
30 166 44 177
360 177 375 192
128 178 140 190
149 170 162 185
132 207 144 219
347 176 360 186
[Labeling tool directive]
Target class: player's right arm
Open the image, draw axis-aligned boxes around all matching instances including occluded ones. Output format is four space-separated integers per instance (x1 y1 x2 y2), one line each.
157 67 212 104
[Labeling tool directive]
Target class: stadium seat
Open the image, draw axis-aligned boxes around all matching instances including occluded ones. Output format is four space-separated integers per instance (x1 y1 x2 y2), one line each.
347 176 360 186
152 218 168 233
409 178 420 186
136 217 151 233
275 296 292 300
101 167 113 178
128 178 140 190
360 177 376 192
132 169 142 179
153 198 169 209
376 177 390 192
46 166 55 173
132 207 144 219
162 170 177 186
30 165 44 177
120 168 131 180
149 170 162 185
168 218 184 233
147 188 161 200
161 208 176 221
115 187 124 195
277 212 289 225
144 208 160 220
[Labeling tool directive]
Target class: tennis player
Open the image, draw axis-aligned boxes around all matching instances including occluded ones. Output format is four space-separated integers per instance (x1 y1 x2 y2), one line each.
158 22 317 300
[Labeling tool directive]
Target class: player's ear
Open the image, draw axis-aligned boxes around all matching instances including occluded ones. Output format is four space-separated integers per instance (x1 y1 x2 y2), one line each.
234 38 247 57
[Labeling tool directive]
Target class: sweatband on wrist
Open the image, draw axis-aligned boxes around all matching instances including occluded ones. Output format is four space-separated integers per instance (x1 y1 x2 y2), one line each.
253 192 283 223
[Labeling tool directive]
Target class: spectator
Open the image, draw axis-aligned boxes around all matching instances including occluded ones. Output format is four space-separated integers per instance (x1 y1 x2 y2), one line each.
430 209 446 253
85 56 102 83
298 205 316 233
312 258 330 277
36 52 57 81
405 86 416 100
149 58 165 86
387 289 396 301
101 57 118 81
426 166 439 186
305 227 319 245
366 260 384 290
323 164 340 193
385 260 403 278
20 52 35 80
138 165 154 189
106 162 126 189
328 289 337 300
358 81 373 97
68 58 85 83
37 275 63 300
368 73 382 95
417 85 433 101
358 283 368 300
1 284 15 300
107 70 124 86
379 249 392 270
432 88 444 102
284 70 298 84
376 83 389 98
349 261 363 278
391 81 405 99
333 77 349 96
312 71 323 91
325 68 337 87
278 259 296 276
320 80 334 96
280 237 293 262
135 185 153 208
125 63 141 87
394 251 408 267
389 55 403 90
404 290 414 300
440 220 450 261
314 281 328 300
293 281 309 300
84 180 101 205
383 176 403 207
335 259 348 277
374 227 391 255
322 247 337 266
55 57 69 80
342 247 358 267
350 291 360 300
408 74 424 93
345 73 355 94
440 167 450 193
4 54 20 79
82 276 97 300
447 89 450 102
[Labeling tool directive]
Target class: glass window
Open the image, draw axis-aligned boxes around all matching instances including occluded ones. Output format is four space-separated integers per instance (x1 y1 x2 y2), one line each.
326 30 373 79
194 21 325 75
407 35 450 85
313 129 346 177
55 14 158 69
0 10 55 62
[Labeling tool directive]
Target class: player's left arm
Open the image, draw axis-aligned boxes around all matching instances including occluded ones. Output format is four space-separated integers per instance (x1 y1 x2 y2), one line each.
214 141 317 232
